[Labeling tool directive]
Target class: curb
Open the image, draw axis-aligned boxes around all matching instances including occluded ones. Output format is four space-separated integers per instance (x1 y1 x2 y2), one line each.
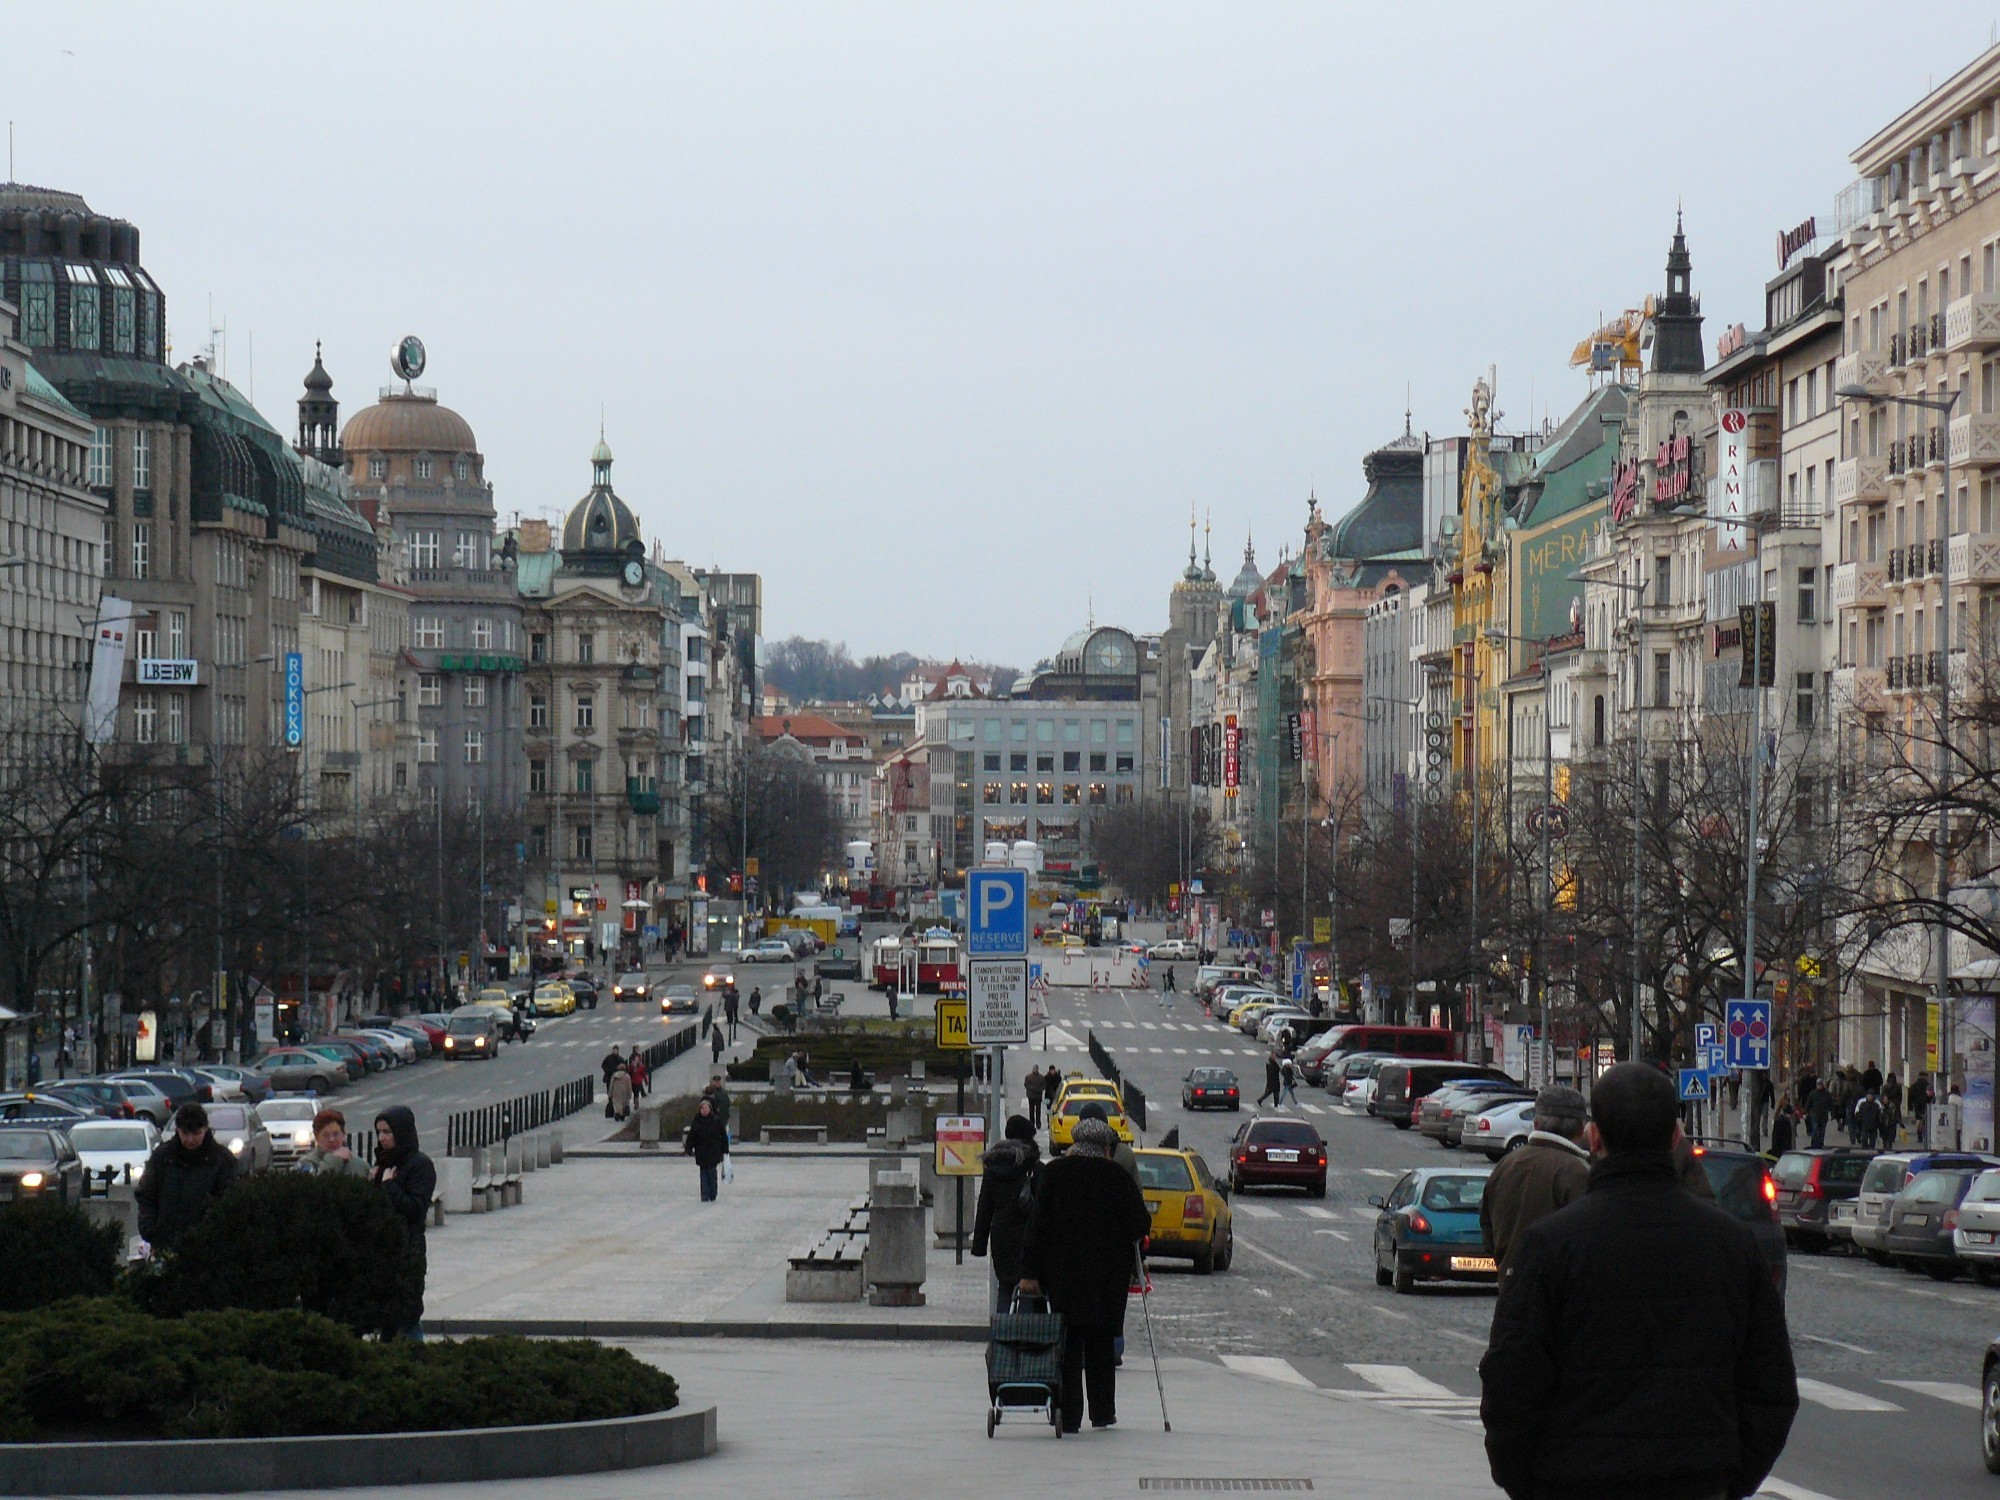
568 1147 917 1160
426 1317 988 1342
0 1405 717 1496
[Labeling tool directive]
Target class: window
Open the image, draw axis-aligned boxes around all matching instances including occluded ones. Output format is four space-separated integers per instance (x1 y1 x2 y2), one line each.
1036 782 1054 804
1653 554 1672 607
1090 719 1107 744
454 532 479 568
1797 566 1817 625
129 521 150 580
1088 782 1107 805
87 427 112 488
1062 783 1081 804
132 691 156 744
1009 783 1029 804
453 456 470 481
1036 753 1054 773
1063 720 1081 743
471 617 493 650
415 457 433 480
1088 752 1107 773
1653 651 1672 709
1009 752 1028 772
1036 720 1054 743
18 262 53 346
464 675 487 708
574 757 595 794
574 694 595 731
1114 783 1134 805
1116 720 1134 744
464 729 483 764
983 781 1003 804
168 610 186 656
529 825 547 858
1795 671 1815 729
576 632 595 664
1063 751 1080 772
166 693 184 745
413 616 444 648
530 632 548 663
407 531 439 569
132 429 151 490
417 673 441 706
529 693 548 729
67 267 100 350
983 752 1001 772
574 824 593 862
1795 774 1817 832
416 729 437 763
369 455 388 480
1115 753 1134 774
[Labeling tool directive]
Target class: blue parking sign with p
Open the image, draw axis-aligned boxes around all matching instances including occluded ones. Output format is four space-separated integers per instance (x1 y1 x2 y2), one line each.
966 868 1028 957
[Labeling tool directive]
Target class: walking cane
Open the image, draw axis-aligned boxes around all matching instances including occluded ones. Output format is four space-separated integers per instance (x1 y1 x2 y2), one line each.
1134 1240 1170 1431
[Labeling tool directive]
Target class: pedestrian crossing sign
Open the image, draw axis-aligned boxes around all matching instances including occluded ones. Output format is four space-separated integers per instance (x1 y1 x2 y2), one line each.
1677 1068 1707 1102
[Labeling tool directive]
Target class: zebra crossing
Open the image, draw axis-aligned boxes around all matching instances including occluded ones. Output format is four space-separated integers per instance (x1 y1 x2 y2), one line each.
1215 1356 1985 1434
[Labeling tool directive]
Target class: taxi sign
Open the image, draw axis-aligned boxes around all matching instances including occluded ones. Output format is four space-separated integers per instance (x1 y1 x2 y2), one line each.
935 996 970 1049
935 1115 985 1177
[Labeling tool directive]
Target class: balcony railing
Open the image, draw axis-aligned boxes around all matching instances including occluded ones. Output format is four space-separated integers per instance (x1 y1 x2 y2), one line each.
1909 320 1932 360
1835 349 1888 397
1949 411 2000 468
1833 454 1888 506
1946 289 2000 351
1887 548 1905 583
1888 330 1908 367
1931 312 1948 353
1888 655 1905 689
1832 561 1887 608
1951 530 2000 584
627 777 661 815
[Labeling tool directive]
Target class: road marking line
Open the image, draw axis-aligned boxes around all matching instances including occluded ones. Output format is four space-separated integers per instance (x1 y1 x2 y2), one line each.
1297 1206 1336 1219
1196 1048 1212 1054
1347 1364 1460 1399
1233 1203 1280 1218
1797 1333 1875 1356
1350 1206 1378 1221
1172 1047 1188 1054
1432 1329 1486 1348
1148 1047 1164 1054
1756 1481 1845 1500
1140 1022 1158 1030
1795 1378 1901 1412
1220 1355 1314 1388
1359 1168 1399 1178
1312 1229 1350 1241
1300 1103 1324 1115
1883 1379 1981 1409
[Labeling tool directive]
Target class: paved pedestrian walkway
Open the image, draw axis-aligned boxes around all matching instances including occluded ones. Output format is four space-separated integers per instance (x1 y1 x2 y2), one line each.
126 1337 1509 1499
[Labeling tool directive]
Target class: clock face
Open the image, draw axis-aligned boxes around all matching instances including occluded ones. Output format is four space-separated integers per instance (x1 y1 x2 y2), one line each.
1089 634 1131 673
392 335 427 381
622 559 644 587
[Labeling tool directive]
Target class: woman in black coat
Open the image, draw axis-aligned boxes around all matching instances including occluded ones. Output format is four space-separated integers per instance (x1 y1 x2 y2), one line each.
1019 1117 1150 1433
684 1098 730 1202
971 1115 1041 1307
372 1106 438 1339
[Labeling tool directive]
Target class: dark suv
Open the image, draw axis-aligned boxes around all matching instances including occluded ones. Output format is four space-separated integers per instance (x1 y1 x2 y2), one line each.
1373 1062 1516 1130
1771 1147 1876 1252
1688 1141 1787 1293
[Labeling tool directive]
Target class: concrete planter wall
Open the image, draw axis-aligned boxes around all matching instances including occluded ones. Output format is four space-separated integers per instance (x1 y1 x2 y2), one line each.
0 1404 716 1495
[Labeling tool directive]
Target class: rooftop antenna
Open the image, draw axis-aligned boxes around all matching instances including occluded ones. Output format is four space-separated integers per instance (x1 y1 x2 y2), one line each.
7 121 12 180
1405 381 1412 437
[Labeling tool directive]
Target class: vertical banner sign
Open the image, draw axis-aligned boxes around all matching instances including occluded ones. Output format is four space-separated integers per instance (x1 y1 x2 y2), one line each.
1286 712 1302 763
283 651 305 749
1715 408 1748 551
1961 997 1996 1151
1223 715 1241 793
1189 726 1206 786
83 598 135 745
1158 716 1171 789
1301 709 1317 762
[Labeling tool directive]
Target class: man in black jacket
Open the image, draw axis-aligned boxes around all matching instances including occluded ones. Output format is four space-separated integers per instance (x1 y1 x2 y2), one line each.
971 1114 1041 1308
1479 1062 1797 1500
372 1107 438 1340
135 1102 237 1253
1018 1117 1150 1433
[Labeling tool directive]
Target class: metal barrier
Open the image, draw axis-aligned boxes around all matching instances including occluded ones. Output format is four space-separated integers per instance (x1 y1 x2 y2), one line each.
446 1075 595 1154
1082 1031 1147 1132
1088 1029 1117 1082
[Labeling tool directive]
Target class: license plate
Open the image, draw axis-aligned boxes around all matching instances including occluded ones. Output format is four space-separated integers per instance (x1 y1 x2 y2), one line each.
1267 1149 1299 1162
1451 1255 1497 1273
1907 1214 1930 1226
1967 1230 1996 1244
1833 1203 1856 1221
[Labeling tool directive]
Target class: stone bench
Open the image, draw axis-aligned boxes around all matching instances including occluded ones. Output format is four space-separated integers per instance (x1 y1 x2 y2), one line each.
759 1123 829 1145
785 1232 868 1303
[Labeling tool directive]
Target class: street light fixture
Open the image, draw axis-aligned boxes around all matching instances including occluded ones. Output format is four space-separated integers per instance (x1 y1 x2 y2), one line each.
1570 571 1650 1064
1840 381 1960 1119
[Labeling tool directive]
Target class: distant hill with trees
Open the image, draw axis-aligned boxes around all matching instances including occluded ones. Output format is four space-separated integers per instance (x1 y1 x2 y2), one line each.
765 638 1019 702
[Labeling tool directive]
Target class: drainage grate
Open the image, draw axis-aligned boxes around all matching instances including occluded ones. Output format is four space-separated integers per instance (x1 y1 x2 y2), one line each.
1137 1483 1314 1493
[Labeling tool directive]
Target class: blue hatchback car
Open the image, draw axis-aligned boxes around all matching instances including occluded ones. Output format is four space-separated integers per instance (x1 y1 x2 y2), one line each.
1370 1166 1497 1294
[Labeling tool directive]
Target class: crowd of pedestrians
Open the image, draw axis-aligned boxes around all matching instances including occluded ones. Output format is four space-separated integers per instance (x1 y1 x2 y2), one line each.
1794 1061 1942 1149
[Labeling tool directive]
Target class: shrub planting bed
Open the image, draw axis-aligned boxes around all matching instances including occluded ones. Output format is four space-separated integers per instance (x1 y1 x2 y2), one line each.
613 1092 943 1144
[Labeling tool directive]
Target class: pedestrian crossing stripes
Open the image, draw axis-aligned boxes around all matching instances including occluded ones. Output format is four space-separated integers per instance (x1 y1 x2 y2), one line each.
1882 1379 1981 1409
1795 1377 1901 1412
1231 1203 1282 1219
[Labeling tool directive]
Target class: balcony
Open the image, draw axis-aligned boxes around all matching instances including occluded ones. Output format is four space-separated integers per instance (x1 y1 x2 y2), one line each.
1949 411 2000 468
1833 454 1887 506
405 566 517 600
1831 665 1886 713
1909 320 1932 361
1887 655 1905 689
1831 561 1886 608
1951 530 2000 584
626 777 661 815
1834 349 1888 397
1946 289 2000 351
1887 547 1905 584
1888 330 1908 367
1909 541 1931 579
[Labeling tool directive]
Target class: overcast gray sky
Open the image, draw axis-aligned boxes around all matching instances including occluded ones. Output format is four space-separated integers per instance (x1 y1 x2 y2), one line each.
10 3 1998 665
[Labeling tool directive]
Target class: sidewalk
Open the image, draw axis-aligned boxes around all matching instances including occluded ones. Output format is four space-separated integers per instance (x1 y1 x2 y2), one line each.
424 1153 990 1335
126 1337 1508 1499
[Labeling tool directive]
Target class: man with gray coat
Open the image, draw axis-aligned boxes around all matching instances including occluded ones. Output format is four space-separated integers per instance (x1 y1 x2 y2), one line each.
1480 1085 1591 1273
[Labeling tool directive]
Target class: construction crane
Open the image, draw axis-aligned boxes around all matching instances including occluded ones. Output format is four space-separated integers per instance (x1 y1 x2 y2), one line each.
1568 297 1654 382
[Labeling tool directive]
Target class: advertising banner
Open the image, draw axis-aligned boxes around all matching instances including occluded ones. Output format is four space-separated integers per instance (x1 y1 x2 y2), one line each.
1714 408 1748 552
1223 715 1240 790
83 598 135 745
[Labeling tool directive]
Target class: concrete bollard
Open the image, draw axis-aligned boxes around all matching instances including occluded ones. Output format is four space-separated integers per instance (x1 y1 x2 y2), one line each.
638 1104 662 1151
549 1128 564 1164
519 1132 538 1175
868 1154 908 1194
535 1131 552 1168
82 1194 139 1247
888 1075 909 1106
866 1170 926 1307
884 1105 919 1148
437 1155 474 1214
910 1059 926 1085
503 1139 524 1206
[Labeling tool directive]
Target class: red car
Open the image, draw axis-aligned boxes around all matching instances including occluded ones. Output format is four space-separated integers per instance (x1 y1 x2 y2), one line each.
1227 1116 1327 1196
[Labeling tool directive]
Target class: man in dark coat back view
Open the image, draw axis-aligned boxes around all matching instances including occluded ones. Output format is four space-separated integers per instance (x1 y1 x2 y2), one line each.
971 1115 1042 1308
1019 1117 1150 1433
371 1107 438 1339
1479 1086 1591 1273
1479 1062 1797 1500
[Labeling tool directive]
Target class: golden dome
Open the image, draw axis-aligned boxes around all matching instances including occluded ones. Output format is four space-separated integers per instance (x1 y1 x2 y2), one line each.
340 391 478 456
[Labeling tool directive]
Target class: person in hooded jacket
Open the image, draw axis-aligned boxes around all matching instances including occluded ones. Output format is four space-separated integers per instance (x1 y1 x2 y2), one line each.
135 1101 237 1253
684 1096 730 1201
971 1114 1042 1308
1019 1116 1151 1433
371 1107 438 1339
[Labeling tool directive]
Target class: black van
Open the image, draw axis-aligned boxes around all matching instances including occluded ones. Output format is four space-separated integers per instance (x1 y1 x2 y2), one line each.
1374 1061 1517 1129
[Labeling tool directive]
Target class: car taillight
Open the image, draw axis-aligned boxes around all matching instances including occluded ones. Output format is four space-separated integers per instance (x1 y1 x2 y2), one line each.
1406 1210 1431 1235
1227 1088 1238 1097
1315 1148 1327 1165
1945 1208 1961 1232
1799 1181 1821 1198
1184 1196 1205 1221
1761 1174 1777 1207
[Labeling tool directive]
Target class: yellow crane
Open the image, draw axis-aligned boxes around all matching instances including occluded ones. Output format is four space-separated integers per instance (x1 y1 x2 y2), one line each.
1568 297 1654 379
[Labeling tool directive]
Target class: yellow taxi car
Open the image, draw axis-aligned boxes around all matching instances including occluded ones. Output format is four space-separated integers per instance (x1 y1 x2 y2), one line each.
474 986 512 1008
1051 1075 1122 1111
1227 997 1283 1030
1134 1146 1234 1274
1048 1092 1136 1153
531 980 577 1017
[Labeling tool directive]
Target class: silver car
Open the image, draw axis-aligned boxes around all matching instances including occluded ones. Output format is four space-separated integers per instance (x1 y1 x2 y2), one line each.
69 1118 157 1190
1464 1098 1539 1159
256 1098 323 1167
203 1103 273 1172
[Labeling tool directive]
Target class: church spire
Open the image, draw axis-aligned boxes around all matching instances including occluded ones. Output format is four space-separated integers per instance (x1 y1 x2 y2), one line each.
1651 211 1705 374
296 340 340 465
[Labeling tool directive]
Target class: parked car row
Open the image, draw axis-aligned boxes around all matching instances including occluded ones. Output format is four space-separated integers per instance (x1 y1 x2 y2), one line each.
1773 1145 2000 1284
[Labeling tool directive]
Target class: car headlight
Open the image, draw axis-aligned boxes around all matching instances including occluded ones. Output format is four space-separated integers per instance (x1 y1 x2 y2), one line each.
227 1138 244 1154
444 1038 455 1048
475 1037 487 1048
293 1128 313 1146
17 1172 43 1189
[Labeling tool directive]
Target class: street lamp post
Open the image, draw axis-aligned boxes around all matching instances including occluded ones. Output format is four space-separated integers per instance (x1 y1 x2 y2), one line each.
1573 573 1651 1063
297 680 353 1038
1840 381 1960 1123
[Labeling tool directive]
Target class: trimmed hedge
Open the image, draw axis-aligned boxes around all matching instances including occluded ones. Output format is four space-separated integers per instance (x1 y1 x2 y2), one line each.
132 1173 420 1336
0 1200 121 1312
0 1300 678 1442
724 1029 964 1083
612 1092 943 1144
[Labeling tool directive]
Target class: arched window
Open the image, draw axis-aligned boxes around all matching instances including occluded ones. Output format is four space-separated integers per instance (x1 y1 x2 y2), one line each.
1593 694 1606 747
